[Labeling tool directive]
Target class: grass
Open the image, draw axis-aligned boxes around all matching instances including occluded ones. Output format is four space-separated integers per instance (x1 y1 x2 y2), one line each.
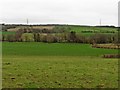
3 42 118 56
80 33 116 37
2 42 118 88
2 31 16 35
3 56 118 88
64 26 118 33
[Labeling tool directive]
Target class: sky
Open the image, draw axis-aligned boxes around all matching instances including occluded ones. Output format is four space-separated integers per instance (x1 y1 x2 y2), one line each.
0 0 119 26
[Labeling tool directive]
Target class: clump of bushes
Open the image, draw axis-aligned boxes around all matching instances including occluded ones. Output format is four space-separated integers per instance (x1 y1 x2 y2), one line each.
81 30 116 33
103 54 120 58
81 30 98 33
92 44 119 49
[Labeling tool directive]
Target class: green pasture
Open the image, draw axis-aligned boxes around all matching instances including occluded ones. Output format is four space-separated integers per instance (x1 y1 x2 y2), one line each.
2 42 118 88
2 42 118 56
80 33 116 37
2 31 16 35
3 56 118 88
70 26 118 33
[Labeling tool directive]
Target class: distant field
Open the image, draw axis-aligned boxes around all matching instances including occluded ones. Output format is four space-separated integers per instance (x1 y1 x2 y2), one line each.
32 26 55 30
3 25 118 33
2 31 16 35
7 28 20 32
6 26 55 32
79 33 116 37
66 26 118 33
2 42 118 88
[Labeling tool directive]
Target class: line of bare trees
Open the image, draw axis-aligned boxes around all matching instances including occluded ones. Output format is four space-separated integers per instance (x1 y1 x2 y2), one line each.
2 30 119 44
2 29 24 42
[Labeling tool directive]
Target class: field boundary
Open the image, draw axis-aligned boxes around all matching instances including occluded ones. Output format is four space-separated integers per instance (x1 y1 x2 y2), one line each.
92 44 120 49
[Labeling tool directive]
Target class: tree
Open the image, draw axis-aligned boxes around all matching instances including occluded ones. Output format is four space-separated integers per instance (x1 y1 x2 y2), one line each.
33 33 41 42
90 34 109 44
7 34 16 42
2 35 5 41
15 29 24 42
68 31 76 42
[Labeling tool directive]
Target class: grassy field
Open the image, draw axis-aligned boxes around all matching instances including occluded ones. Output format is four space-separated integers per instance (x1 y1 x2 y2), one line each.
3 42 118 56
65 26 118 33
2 25 118 34
1 31 16 35
2 42 118 88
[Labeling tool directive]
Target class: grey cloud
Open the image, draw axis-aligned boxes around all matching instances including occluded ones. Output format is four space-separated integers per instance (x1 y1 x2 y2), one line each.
0 0 119 26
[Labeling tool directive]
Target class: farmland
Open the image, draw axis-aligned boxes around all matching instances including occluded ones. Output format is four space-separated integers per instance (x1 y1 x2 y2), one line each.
3 42 118 56
1 25 118 43
2 42 118 88
2 31 16 35
1 24 119 88
2 25 118 34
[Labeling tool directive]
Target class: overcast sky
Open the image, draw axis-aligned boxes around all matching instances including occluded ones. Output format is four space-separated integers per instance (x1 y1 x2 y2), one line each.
0 0 119 26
